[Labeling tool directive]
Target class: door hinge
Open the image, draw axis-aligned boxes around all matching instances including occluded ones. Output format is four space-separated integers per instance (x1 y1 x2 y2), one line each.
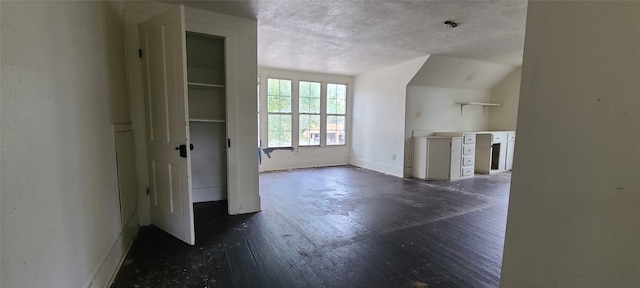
138 49 142 58
146 187 150 196
228 138 231 148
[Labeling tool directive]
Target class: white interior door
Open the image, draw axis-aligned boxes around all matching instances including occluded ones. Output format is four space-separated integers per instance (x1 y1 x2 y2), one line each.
139 5 195 245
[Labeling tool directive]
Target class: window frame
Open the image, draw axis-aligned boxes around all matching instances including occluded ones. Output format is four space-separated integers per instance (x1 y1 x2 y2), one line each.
266 77 293 148
298 80 322 147
325 82 348 146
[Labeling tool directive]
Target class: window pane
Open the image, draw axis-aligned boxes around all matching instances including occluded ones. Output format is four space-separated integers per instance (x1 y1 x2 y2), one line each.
327 115 346 145
267 78 291 113
310 96 320 113
280 81 291 96
299 81 321 114
279 96 292 113
268 79 279 95
267 96 278 112
299 114 320 146
299 81 309 97
268 114 292 147
327 96 337 115
336 84 347 100
337 99 346 114
327 83 346 115
300 97 309 114
327 83 336 99
310 82 321 98
257 79 260 145
327 84 336 114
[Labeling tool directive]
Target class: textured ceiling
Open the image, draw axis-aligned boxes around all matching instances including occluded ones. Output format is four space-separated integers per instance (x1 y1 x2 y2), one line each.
177 0 528 76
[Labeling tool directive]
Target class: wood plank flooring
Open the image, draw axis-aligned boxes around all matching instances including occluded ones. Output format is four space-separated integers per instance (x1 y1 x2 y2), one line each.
111 166 511 288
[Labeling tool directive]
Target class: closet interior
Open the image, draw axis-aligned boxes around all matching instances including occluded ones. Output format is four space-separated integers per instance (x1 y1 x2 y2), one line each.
186 32 228 203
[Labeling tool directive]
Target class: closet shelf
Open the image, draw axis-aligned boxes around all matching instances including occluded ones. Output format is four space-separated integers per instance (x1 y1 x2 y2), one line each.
189 118 225 123
188 82 225 89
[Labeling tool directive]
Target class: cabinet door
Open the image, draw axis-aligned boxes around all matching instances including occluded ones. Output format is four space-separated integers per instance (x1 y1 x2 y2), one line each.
475 134 492 174
449 137 462 179
506 140 515 171
427 138 452 180
139 5 195 245
412 137 428 179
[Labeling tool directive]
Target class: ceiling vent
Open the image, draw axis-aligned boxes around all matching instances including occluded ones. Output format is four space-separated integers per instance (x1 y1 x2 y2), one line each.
444 20 459 28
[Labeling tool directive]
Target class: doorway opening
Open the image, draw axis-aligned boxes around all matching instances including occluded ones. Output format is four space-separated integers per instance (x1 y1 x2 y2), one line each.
186 32 229 207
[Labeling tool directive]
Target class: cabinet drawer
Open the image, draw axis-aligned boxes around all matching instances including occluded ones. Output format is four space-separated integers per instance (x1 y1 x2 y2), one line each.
508 132 516 141
463 134 475 144
462 167 474 176
463 145 474 155
462 156 474 166
492 133 504 143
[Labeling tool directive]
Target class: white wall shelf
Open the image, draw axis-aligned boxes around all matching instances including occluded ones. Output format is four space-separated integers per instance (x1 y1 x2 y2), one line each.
456 101 502 107
188 82 225 89
455 101 502 114
189 118 225 123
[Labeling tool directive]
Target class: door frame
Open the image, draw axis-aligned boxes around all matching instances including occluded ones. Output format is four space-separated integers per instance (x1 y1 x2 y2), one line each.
184 21 240 215
123 2 261 231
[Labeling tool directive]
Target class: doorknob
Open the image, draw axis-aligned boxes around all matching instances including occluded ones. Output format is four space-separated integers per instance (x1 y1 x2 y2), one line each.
175 144 194 158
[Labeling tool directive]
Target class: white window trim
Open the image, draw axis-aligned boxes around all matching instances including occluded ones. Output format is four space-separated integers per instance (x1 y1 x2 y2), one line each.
326 82 348 146
266 77 294 148
298 80 322 147
261 78 349 149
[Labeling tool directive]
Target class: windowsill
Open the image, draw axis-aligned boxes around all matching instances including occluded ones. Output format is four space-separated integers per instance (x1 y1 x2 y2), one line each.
296 145 348 148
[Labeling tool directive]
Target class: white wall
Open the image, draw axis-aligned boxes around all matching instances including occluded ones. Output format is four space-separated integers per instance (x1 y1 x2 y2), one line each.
351 56 429 177
500 2 640 287
1 2 134 287
258 67 353 171
404 86 491 172
489 67 521 131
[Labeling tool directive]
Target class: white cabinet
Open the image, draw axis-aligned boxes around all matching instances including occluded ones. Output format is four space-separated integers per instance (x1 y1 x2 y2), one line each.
433 132 476 179
475 131 514 174
412 137 429 179
417 130 515 179
412 136 462 180
505 132 516 171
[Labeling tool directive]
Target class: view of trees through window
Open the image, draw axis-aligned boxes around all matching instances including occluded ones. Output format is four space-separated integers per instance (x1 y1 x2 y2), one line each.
264 78 347 148
267 78 292 147
326 83 347 145
299 81 321 146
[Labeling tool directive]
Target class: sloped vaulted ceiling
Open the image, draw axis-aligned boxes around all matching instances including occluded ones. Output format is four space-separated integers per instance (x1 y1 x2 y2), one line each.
408 55 518 90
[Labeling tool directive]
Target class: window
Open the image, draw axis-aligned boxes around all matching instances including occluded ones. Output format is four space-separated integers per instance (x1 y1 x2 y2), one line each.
298 81 321 146
267 78 292 147
257 77 260 146
326 83 347 145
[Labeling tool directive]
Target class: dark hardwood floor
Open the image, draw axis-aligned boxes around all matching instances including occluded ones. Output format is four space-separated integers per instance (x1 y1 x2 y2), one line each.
111 166 511 288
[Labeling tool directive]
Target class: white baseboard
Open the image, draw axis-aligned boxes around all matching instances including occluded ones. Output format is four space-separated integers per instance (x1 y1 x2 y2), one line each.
86 211 139 288
259 156 350 172
350 157 404 177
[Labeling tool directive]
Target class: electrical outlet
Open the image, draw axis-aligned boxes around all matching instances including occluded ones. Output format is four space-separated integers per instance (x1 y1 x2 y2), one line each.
392 154 397 161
